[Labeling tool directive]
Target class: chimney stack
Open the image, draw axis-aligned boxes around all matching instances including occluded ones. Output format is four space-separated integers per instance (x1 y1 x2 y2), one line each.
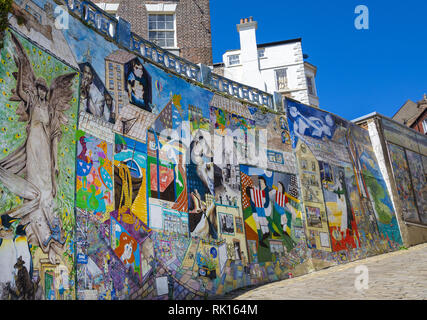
236 17 265 90
240 17 255 24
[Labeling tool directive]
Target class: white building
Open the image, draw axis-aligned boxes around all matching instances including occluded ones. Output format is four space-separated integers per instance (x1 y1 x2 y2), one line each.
213 17 319 108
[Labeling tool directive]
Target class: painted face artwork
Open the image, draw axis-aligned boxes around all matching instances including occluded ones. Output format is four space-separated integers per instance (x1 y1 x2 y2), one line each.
133 62 144 78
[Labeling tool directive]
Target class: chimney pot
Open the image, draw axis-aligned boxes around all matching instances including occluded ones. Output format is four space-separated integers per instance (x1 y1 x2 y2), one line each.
244 18 248 23
240 18 244 24
249 16 253 22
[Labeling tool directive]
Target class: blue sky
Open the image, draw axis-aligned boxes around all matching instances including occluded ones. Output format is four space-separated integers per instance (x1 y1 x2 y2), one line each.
210 0 427 121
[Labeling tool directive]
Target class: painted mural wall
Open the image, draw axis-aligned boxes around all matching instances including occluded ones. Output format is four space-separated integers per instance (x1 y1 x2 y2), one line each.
0 0 406 300
381 118 427 226
0 26 79 299
286 100 402 269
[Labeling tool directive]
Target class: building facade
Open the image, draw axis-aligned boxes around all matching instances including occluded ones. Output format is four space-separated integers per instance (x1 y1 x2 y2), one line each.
93 0 213 66
213 17 319 108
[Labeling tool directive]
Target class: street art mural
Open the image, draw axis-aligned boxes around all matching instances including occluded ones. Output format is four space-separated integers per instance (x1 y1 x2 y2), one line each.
346 124 402 250
76 130 114 218
79 62 116 124
0 28 79 299
319 161 359 252
380 117 427 227
405 149 427 225
114 133 149 226
0 0 414 300
287 99 402 268
240 165 308 267
387 143 421 224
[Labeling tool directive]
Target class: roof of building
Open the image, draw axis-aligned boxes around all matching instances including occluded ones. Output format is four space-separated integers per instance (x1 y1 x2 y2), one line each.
257 38 302 48
105 49 137 64
224 38 302 54
352 111 427 140
351 111 381 124
392 99 419 125
304 61 317 72
392 95 427 127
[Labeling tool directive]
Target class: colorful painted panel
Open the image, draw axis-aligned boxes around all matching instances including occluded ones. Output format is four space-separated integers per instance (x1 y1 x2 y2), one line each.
287 98 403 264
381 117 420 153
319 162 359 251
287 101 336 149
248 107 295 173
292 138 331 254
114 134 148 225
187 128 217 239
211 106 256 166
111 216 142 280
240 165 307 265
405 149 427 224
0 28 79 299
387 143 420 223
76 130 114 219
347 124 403 248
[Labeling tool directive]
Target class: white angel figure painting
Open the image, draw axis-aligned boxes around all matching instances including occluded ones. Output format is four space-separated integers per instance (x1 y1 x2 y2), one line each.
0 31 77 264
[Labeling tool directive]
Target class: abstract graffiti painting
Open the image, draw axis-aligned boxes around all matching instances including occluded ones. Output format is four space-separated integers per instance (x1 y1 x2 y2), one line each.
76 130 114 219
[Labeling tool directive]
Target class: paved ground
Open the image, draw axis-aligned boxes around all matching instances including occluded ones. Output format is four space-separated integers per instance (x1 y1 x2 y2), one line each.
220 243 427 300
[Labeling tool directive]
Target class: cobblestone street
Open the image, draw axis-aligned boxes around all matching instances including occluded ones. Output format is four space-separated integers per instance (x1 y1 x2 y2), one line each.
220 243 427 300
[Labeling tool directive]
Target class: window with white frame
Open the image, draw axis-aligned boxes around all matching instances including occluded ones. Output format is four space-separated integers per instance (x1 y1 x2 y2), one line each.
148 14 175 47
422 118 427 134
275 68 288 91
228 54 240 66
306 76 315 96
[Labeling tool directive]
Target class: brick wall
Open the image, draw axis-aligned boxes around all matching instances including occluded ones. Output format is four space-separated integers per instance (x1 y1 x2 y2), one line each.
115 0 213 65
